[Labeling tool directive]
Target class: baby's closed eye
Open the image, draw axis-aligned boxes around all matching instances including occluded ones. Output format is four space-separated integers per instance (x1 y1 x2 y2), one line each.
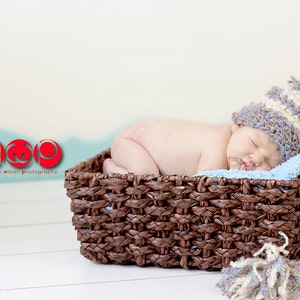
250 139 258 148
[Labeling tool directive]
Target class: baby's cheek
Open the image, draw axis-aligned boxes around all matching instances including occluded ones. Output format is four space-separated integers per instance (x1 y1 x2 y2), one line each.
228 159 240 170
257 162 271 171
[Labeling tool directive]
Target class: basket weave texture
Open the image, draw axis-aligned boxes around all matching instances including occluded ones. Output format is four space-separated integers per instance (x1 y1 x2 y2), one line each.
64 149 300 270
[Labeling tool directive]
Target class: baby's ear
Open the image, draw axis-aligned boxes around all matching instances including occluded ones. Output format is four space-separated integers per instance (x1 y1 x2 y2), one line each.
231 124 241 132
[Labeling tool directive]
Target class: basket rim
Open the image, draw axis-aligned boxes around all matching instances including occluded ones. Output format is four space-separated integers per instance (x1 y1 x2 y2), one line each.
65 148 300 186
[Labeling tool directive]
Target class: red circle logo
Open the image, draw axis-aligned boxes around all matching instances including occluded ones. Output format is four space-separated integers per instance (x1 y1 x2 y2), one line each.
0 143 5 164
6 139 33 168
33 139 62 168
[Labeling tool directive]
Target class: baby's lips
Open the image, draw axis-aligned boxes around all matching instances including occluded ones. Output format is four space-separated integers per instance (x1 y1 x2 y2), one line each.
240 160 252 171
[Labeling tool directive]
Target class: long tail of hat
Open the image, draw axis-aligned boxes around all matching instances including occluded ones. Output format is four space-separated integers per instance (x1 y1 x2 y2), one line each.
288 76 300 92
286 77 300 117
261 77 300 133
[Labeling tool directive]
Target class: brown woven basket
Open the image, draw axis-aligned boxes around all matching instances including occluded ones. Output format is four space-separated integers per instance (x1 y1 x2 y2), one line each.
64 148 300 270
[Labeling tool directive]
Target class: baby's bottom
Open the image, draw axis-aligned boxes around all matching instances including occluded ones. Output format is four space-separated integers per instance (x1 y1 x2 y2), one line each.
103 137 160 175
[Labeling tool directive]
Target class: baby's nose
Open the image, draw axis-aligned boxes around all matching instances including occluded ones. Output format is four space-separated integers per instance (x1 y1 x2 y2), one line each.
249 152 264 167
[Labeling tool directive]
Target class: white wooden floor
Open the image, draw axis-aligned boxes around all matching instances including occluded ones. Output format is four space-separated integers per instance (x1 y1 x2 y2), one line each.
0 179 227 300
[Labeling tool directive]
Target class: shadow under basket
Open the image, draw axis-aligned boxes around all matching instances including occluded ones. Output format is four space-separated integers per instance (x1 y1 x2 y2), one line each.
64 149 300 270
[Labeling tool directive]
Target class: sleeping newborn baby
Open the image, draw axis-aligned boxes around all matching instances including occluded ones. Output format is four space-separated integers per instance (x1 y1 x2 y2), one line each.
103 77 300 176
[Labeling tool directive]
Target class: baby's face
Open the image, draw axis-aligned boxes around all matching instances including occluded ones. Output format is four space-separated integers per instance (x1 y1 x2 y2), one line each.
227 125 282 171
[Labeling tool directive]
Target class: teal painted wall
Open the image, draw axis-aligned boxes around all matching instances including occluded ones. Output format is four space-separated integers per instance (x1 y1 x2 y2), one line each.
0 130 113 182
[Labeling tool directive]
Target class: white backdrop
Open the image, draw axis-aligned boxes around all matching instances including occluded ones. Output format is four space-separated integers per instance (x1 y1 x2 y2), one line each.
1 0 300 140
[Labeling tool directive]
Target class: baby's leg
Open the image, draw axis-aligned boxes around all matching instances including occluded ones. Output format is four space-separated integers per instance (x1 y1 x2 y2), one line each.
103 137 160 175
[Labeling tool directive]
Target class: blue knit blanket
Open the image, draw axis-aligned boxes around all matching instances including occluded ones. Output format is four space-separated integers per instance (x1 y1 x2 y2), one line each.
195 154 300 180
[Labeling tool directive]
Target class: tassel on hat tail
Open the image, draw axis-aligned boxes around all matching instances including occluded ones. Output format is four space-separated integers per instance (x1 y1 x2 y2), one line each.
217 231 300 300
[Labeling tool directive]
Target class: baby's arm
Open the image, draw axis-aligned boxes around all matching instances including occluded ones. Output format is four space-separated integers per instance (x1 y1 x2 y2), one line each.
195 135 230 172
196 155 226 173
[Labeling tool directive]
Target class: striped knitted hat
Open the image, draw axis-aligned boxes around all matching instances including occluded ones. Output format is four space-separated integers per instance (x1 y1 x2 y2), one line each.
232 76 300 162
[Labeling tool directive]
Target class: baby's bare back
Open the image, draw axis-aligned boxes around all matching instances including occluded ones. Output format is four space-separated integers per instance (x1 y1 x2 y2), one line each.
117 119 232 175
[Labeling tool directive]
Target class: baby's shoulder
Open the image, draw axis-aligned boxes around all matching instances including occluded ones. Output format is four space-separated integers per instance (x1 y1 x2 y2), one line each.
195 123 232 139
199 125 232 156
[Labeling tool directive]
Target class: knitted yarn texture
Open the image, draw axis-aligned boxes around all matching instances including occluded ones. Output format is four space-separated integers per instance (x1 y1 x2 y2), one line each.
232 77 300 162
217 231 300 300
